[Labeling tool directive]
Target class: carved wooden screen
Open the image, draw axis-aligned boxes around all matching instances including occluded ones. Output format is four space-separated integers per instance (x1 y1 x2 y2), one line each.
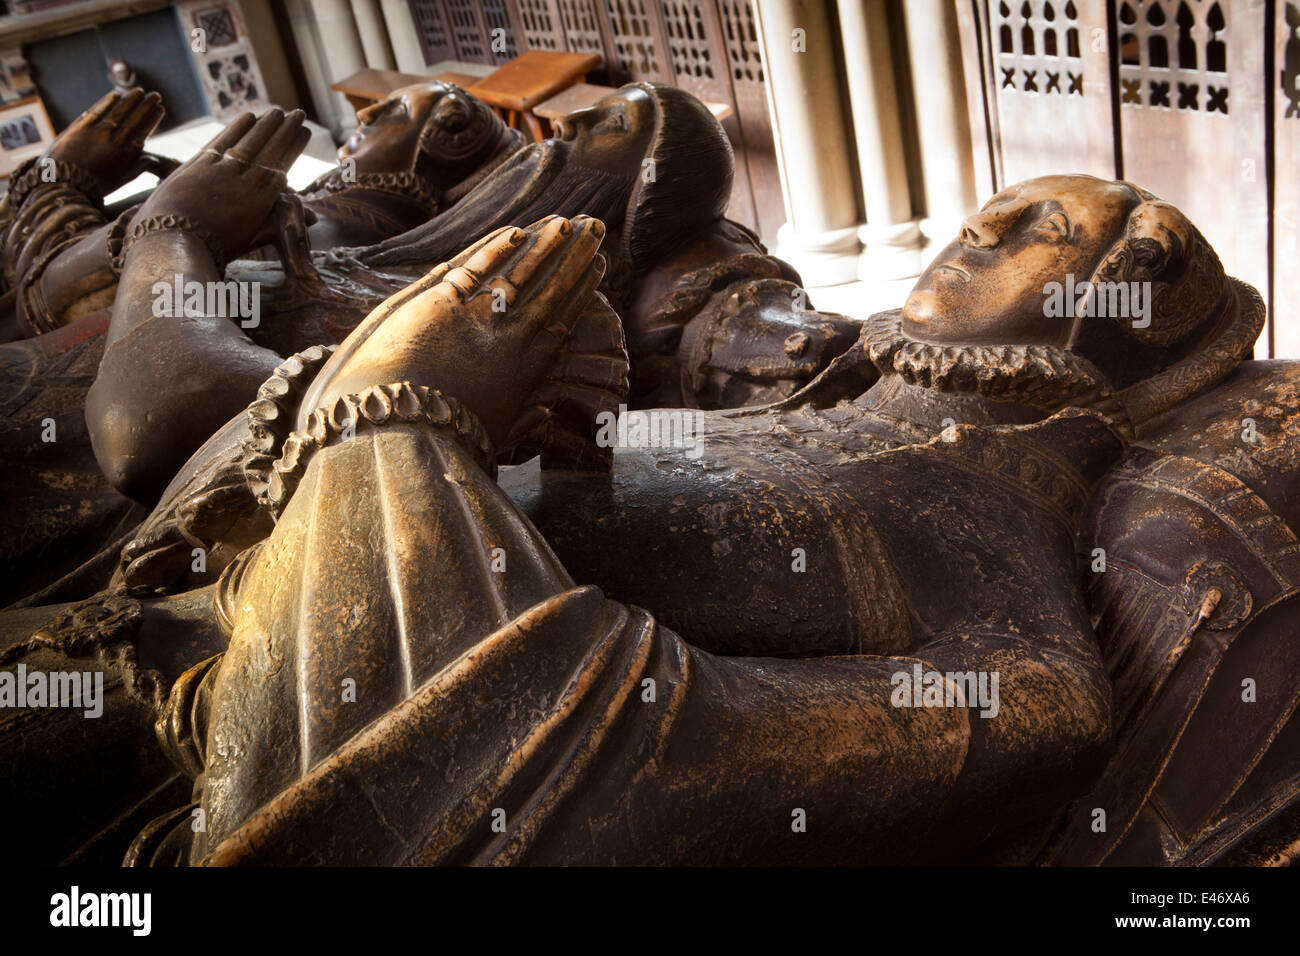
445 0 489 62
558 0 609 58
715 0 781 240
513 0 565 50
974 0 1115 191
601 0 673 82
401 0 779 237
409 0 458 65
1115 0 1269 352
482 0 522 63
658 0 754 231
1275 1 1300 357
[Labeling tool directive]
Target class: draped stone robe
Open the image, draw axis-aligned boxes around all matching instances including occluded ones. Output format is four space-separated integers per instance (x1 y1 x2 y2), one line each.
172 394 1124 865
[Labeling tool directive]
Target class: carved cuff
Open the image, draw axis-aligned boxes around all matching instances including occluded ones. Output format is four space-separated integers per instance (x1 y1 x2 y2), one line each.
105 203 141 277
240 346 495 519
3 157 105 213
275 384 495 516
121 213 226 273
15 240 73 335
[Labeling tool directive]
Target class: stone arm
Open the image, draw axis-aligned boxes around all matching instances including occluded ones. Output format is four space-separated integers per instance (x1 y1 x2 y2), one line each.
183 403 1111 866
85 110 311 503
0 90 169 335
85 229 282 503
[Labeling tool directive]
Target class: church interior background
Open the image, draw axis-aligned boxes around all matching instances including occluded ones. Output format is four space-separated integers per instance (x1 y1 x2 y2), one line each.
3 0 1296 357
4 0 1300 878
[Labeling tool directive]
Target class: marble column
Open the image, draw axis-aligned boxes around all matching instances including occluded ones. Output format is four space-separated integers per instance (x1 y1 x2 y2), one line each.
837 0 921 280
306 0 369 134
901 0 978 246
380 0 428 74
752 0 862 287
285 0 347 138
350 0 396 70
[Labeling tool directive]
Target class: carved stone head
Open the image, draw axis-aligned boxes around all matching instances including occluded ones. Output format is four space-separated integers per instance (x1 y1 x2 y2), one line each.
339 82 509 191
551 83 658 178
554 82 733 271
900 175 1255 405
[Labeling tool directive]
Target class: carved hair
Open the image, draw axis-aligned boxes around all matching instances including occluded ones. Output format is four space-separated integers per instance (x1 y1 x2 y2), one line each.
621 83 734 272
414 84 511 181
1068 185 1233 389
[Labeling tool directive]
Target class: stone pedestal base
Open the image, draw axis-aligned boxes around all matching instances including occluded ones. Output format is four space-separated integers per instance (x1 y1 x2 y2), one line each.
858 220 923 281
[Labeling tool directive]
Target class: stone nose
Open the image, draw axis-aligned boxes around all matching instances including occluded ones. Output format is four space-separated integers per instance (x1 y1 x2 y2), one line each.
958 215 1001 249
355 102 384 126
554 107 595 140
958 198 1029 249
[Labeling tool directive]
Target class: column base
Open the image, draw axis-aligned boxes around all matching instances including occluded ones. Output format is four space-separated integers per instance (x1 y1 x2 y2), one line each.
857 220 923 281
775 223 862 288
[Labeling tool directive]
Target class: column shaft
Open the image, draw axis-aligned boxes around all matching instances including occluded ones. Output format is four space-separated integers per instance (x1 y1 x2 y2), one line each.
837 0 921 279
306 0 368 133
381 0 428 75
350 0 396 70
753 0 862 287
901 0 977 245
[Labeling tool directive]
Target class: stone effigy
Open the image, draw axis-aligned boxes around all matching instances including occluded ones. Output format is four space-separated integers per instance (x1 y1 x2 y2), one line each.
252 82 859 407
296 81 522 249
0 83 521 339
0 83 852 605
2 167 1296 865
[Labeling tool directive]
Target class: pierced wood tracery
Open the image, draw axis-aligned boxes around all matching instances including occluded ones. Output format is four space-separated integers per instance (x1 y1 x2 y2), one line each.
994 0 1083 97
1117 1 1229 114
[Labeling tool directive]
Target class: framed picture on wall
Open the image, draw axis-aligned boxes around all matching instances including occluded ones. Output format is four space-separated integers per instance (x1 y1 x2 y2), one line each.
0 96 54 178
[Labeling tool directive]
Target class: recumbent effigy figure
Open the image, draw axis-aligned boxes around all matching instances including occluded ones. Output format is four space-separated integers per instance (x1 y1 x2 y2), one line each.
0 86 520 602
3 171 1295 865
0 84 853 605
0 82 520 339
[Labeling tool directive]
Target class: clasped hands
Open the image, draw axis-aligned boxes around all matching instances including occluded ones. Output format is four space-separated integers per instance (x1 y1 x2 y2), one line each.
43 89 313 265
57 91 609 454
299 214 607 451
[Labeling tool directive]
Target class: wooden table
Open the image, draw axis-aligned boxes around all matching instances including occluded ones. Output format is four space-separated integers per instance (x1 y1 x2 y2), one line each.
331 68 429 112
534 82 735 123
469 50 601 140
330 68 485 112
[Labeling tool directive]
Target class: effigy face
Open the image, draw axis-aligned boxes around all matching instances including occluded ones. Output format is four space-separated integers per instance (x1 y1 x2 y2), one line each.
549 85 658 179
338 81 509 188
904 176 1145 347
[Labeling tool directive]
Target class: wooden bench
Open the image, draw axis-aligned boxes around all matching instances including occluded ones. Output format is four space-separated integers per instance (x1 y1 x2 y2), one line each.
534 82 735 123
468 50 601 140
330 68 486 112
332 58 735 142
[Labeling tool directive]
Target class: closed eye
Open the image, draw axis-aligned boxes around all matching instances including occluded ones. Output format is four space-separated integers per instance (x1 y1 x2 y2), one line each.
1035 211 1070 238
